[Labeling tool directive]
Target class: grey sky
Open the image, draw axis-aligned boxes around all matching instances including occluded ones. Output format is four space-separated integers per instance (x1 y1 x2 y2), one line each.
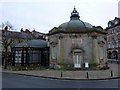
0 0 119 33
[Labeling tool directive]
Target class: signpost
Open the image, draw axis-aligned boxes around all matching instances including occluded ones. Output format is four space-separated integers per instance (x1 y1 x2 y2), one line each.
85 62 89 68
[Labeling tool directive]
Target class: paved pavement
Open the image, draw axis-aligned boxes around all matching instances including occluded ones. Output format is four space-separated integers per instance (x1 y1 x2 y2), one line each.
2 64 120 80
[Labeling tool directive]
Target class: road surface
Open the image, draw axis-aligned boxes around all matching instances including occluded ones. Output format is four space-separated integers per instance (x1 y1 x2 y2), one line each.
2 73 119 88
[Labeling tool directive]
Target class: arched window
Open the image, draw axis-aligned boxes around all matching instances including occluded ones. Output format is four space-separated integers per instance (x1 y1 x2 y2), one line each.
112 51 118 60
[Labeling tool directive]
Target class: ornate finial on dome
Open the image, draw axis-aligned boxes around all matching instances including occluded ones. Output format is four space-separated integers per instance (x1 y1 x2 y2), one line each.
70 7 80 20
74 5 75 9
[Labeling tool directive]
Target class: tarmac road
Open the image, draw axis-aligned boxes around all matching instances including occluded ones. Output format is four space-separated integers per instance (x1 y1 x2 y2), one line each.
2 73 119 88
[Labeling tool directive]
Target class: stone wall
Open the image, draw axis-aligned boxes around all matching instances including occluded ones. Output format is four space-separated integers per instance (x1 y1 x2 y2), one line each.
49 33 107 69
61 36 93 65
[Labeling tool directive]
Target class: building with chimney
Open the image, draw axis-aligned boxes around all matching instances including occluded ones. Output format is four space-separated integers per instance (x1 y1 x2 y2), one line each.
106 17 120 64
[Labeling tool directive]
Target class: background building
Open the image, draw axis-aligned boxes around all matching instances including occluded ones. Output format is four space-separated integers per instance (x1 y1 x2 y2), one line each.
48 8 107 69
106 17 120 63
0 30 2 65
1 27 47 66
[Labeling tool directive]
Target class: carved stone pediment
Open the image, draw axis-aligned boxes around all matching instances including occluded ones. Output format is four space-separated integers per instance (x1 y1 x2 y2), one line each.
49 41 57 46
71 48 84 53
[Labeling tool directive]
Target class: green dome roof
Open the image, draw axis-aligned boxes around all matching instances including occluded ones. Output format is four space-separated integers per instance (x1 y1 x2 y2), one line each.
59 8 92 29
14 42 28 47
48 8 106 35
59 19 93 29
14 40 48 48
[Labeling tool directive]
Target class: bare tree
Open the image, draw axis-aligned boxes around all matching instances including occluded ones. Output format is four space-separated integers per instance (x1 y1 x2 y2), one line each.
2 21 15 51
0 22 5 30
2 31 15 68
1 21 15 68
2 33 14 53
6 21 14 30
0 21 14 30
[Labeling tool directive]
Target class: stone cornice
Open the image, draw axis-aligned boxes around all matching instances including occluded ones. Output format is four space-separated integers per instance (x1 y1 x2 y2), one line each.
48 32 105 38
48 27 107 36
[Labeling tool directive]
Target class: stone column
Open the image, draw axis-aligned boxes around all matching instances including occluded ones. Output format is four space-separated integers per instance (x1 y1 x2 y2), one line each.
91 36 98 65
59 38 63 65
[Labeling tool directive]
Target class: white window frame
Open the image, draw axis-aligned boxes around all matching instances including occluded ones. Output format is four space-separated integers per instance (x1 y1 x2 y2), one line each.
15 50 22 63
74 54 81 68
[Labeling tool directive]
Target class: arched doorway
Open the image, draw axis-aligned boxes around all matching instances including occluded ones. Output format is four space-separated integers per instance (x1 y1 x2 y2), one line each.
72 48 84 68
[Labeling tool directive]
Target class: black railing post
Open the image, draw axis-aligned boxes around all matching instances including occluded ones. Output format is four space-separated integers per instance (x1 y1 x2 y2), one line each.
61 71 63 77
87 72 89 79
111 70 113 77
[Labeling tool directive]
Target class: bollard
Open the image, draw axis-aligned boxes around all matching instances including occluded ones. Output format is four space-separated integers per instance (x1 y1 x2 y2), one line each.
87 72 89 79
111 70 113 77
61 72 63 77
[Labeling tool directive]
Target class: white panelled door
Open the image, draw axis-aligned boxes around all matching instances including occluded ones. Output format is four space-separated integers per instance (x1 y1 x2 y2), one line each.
74 55 81 68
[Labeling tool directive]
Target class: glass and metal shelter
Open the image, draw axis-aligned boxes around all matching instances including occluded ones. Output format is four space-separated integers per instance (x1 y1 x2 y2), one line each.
11 40 49 67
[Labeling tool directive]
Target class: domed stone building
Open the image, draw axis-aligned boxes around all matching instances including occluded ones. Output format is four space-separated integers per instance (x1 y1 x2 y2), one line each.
48 8 107 69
